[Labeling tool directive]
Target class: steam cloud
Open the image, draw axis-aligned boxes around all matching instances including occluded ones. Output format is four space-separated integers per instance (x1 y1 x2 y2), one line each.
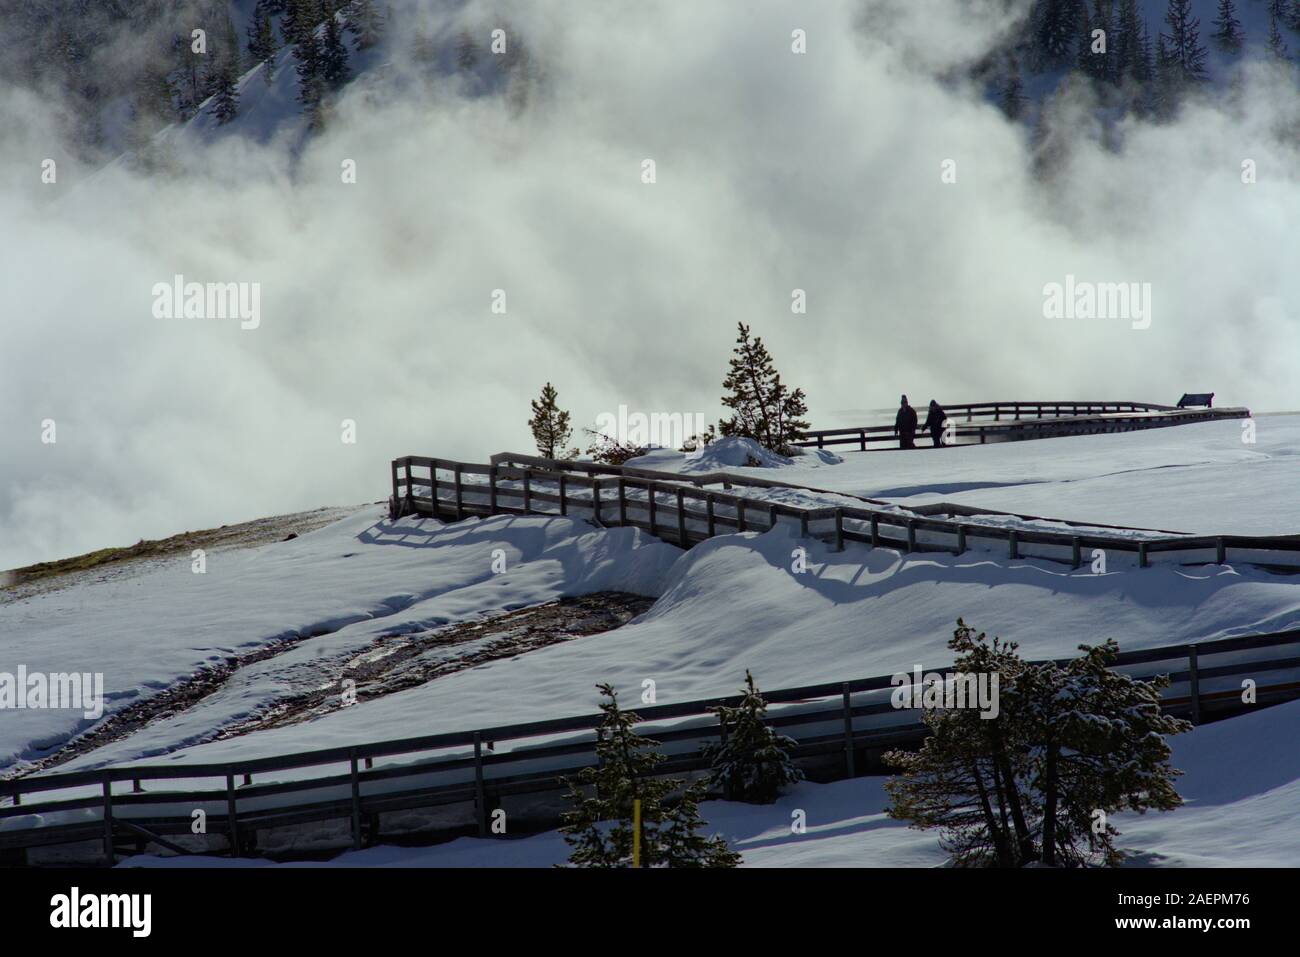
1 0 1297 569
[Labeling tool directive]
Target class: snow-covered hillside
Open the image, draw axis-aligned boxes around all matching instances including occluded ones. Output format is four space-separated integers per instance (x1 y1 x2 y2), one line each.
4 417 1297 780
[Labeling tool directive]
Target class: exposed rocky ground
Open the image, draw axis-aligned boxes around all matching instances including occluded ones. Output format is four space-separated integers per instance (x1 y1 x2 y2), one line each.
3 591 653 779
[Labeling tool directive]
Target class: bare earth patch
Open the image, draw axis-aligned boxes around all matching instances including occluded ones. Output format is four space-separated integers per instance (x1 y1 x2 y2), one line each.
3 592 653 780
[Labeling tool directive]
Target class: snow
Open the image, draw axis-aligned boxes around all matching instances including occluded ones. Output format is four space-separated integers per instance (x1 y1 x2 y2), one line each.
6 418 1299 866
0 509 679 769
622 414 1300 537
115 697 1300 868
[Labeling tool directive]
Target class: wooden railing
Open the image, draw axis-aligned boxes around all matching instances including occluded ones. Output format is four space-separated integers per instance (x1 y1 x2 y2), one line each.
795 400 1249 450
3 628 1298 863
387 453 1300 572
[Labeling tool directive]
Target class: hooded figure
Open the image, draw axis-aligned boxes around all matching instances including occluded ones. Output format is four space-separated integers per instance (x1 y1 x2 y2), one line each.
921 399 947 447
895 395 918 449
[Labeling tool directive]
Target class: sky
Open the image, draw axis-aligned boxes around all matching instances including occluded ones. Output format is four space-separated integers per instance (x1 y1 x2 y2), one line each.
1 0 1298 569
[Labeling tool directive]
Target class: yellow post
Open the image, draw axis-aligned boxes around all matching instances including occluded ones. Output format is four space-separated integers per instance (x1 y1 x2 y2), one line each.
632 798 641 868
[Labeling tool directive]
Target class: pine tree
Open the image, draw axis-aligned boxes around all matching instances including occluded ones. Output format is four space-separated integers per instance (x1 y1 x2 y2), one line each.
560 684 741 868
320 13 351 90
1290 0 1300 32
885 621 1190 868
1212 0 1244 52
528 383 572 459
455 30 481 70
1136 17 1154 83
703 671 803 804
999 63 1027 120
1161 0 1209 88
294 19 324 128
1267 9 1290 60
885 622 1037 867
1114 0 1141 80
1075 0 1114 82
347 0 385 51
1151 34 1177 117
209 14 241 124
248 1 280 83
717 322 809 456
1022 641 1190 867
1035 0 1082 68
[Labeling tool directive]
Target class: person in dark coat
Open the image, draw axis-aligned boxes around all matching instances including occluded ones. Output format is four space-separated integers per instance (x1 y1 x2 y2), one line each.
921 399 947 448
895 394 918 449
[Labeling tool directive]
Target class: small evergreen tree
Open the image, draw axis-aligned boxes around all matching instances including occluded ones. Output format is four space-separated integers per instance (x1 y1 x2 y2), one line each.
455 30 481 70
718 322 809 456
528 382 572 459
889 621 1038 866
347 0 385 51
1022 640 1190 867
1034 0 1082 68
248 1 280 83
1267 9 1290 60
703 671 803 803
282 0 311 46
1161 0 1209 88
209 14 241 124
294 19 324 128
999 57 1027 119
1114 0 1142 80
1212 0 1244 52
885 621 1190 867
320 13 351 89
560 684 741 868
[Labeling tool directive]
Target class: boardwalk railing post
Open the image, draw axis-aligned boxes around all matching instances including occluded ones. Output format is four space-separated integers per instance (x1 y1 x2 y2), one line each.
834 508 844 552
737 498 746 532
870 515 879 547
646 482 655 532
226 772 239 857
592 480 601 525
1188 646 1201 726
350 749 363 850
488 465 498 514
403 460 414 515
522 469 532 513
1008 530 1018 560
676 488 687 545
1138 541 1148 568
955 524 966 555
859 429 865 452
102 774 114 865
799 511 809 539
842 684 856 777
906 520 916 553
706 493 716 537
473 732 488 837
559 474 567 516
1072 536 1082 569
390 460 401 518
618 478 627 526
1216 537 1225 564
454 465 464 519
